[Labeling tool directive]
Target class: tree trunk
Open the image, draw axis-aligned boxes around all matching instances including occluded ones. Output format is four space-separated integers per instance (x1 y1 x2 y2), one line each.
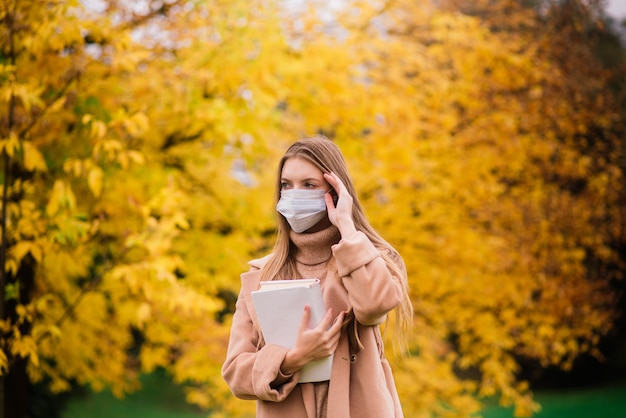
3 258 35 418
4 359 27 418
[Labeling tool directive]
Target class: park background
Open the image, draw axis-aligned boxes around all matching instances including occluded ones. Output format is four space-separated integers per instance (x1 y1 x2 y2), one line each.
1 0 626 417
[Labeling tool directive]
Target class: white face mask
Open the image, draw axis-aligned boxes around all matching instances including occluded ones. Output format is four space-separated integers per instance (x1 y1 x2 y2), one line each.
276 189 327 233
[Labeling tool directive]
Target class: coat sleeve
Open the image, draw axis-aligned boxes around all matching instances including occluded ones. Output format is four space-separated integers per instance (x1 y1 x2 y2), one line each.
221 268 299 402
331 231 404 325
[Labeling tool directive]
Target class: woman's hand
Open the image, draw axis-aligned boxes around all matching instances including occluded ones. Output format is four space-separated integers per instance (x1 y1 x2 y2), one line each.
280 307 345 375
323 172 357 238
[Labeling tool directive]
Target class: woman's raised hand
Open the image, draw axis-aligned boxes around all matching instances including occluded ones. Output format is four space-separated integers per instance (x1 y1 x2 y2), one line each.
323 172 357 238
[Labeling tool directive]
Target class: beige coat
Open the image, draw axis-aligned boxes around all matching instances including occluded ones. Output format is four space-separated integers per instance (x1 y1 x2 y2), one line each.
221 231 405 417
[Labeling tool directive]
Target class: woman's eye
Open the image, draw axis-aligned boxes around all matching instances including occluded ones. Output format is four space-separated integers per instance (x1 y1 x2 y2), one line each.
305 183 316 188
280 182 291 189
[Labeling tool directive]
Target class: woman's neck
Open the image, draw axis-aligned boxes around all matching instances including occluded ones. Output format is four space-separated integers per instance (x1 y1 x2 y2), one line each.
290 224 340 267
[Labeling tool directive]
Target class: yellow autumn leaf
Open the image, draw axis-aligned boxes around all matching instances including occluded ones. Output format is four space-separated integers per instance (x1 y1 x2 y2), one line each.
136 302 151 328
0 131 20 158
47 95 67 113
32 323 62 342
22 141 48 172
11 83 44 112
10 240 42 264
5 259 18 276
126 149 145 165
94 120 107 139
45 180 77 216
10 335 37 359
49 379 71 394
88 167 104 198
63 158 85 177
0 350 7 374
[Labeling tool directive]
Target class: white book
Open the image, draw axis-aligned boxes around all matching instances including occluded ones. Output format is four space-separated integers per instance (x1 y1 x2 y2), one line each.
251 278 332 383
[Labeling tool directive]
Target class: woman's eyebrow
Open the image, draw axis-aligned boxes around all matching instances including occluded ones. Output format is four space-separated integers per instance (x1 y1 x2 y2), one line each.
281 177 321 182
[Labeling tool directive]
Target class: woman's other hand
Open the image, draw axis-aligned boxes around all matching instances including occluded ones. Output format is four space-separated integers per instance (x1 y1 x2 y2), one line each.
280 307 345 375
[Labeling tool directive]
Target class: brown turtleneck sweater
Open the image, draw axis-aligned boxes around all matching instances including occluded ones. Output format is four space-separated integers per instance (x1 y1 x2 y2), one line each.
289 224 341 418
290 225 340 282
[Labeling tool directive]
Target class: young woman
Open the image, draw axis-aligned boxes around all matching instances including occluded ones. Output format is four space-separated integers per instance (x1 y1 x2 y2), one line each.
222 135 413 417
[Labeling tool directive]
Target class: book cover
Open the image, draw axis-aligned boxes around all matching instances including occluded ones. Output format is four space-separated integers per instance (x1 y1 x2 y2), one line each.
251 278 332 382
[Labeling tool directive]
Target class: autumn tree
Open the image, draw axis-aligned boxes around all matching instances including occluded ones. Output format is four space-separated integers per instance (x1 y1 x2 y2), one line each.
0 0 369 417
328 0 625 416
0 0 266 416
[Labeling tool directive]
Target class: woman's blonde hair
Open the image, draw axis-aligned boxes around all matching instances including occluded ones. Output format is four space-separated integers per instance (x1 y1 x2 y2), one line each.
259 135 413 351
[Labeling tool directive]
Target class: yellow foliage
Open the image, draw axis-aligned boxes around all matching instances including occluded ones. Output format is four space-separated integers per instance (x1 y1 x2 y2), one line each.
0 0 623 417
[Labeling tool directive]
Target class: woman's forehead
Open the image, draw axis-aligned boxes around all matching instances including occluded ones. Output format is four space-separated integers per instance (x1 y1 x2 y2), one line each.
281 157 323 179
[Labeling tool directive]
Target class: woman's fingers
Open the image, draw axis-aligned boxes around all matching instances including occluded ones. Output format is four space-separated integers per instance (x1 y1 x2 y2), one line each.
327 310 345 350
323 172 345 195
302 307 336 333
317 308 335 330
330 310 345 330
293 308 345 363
299 305 312 330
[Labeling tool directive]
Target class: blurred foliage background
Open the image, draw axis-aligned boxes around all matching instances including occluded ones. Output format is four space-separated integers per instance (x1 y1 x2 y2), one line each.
1 0 625 417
